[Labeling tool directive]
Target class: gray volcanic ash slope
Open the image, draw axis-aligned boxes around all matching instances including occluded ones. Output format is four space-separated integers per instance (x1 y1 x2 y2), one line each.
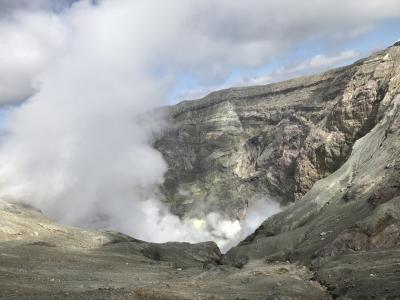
1 43 400 299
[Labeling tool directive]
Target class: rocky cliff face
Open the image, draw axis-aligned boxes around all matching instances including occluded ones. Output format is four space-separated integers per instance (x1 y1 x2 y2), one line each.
223 45 400 299
155 43 400 222
1 44 400 299
223 93 400 298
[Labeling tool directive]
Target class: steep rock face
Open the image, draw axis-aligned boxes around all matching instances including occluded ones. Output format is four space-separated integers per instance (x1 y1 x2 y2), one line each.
224 91 400 299
155 44 400 219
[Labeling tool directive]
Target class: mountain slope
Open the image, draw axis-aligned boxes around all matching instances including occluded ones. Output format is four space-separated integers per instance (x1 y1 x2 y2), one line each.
223 49 400 298
155 43 400 222
0 199 328 299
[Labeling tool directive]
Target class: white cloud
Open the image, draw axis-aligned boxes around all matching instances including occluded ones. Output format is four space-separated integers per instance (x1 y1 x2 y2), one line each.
0 0 73 14
230 50 362 89
0 11 68 105
1 0 400 105
288 50 361 73
174 50 362 101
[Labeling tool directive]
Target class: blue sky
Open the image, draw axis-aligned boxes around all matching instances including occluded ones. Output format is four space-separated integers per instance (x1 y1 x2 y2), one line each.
169 17 400 103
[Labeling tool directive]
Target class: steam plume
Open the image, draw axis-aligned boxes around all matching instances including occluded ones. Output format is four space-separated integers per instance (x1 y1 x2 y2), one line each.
0 0 288 250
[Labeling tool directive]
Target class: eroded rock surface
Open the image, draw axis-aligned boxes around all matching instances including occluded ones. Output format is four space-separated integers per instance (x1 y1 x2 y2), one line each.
155 43 400 221
224 72 400 298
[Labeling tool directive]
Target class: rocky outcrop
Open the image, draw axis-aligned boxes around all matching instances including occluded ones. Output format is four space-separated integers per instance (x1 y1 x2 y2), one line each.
224 90 400 298
155 43 400 221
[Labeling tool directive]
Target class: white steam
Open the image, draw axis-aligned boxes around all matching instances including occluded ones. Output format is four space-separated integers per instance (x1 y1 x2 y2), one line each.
0 0 284 250
118 198 281 252
1 0 399 250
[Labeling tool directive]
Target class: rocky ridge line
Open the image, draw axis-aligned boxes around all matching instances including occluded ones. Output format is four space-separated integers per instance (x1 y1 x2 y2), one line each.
155 44 400 221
